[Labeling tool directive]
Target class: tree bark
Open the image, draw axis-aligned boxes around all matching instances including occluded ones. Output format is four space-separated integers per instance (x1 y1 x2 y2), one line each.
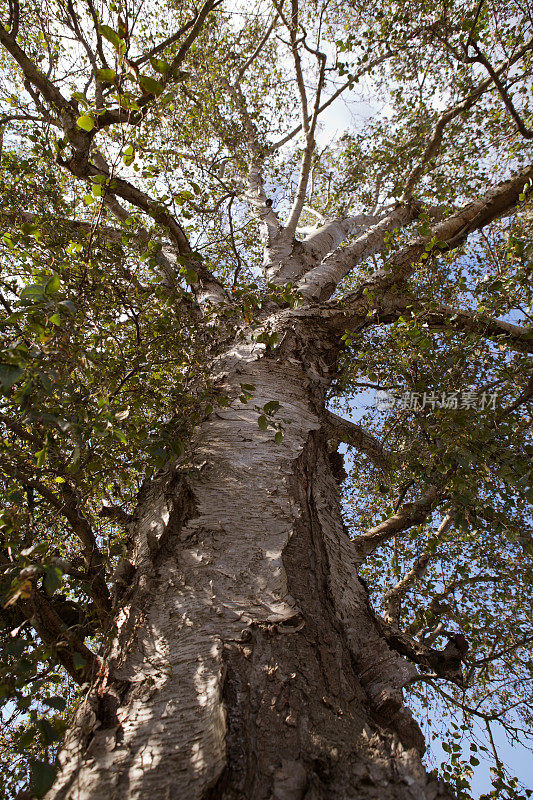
45 316 454 800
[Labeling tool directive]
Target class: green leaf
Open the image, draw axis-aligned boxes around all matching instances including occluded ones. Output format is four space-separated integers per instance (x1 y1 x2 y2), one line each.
149 57 171 74
184 269 198 285
44 565 63 595
140 75 164 96
67 241 83 255
72 652 86 670
59 300 77 315
35 445 48 467
123 144 135 165
0 363 24 391
263 400 280 415
99 24 125 53
95 67 117 83
71 91 89 108
77 114 96 132
257 415 268 430
29 760 57 799
45 273 60 294
274 431 283 444
21 283 45 298
36 718 59 746
43 696 67 711
18 727 37 750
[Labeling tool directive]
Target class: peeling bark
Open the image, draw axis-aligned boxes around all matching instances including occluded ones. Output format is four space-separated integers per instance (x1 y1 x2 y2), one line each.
45 322 455 800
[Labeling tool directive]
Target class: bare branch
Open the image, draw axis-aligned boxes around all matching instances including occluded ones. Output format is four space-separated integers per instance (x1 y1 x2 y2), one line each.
237 13 279 80
353 485 442 561
382 513 454 624
324 410 389 469
281 0 309 133
401 34 533 199
466 39 533 140
377 295 533 354
0 113 47 125
269 52 394 153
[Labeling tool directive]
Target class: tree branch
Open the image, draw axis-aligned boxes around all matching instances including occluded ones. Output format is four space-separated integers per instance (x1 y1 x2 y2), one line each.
324 163 533 331
297 201 421 301
269 52 394 153
1 1 230 311
353 485 442 560
379 620 469 686
17 583 99 684
0 460 111 620
237 13 279 80
382 513 454 624
401 33 533 200
0 208 125 244
324 410 389 469
408 575 501 637
425 679 528 724
132 17 197 67
71 154 230 308
0 26 71 115
302 213 381 260
280 1 327 240
222 78 281 263
377 295 533 354
466 39 533 140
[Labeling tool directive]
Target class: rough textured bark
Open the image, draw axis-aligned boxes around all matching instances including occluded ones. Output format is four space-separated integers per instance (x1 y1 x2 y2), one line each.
45 312 453 800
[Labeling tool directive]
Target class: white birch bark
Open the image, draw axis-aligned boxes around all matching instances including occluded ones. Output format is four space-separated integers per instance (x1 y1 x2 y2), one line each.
45 318 453 800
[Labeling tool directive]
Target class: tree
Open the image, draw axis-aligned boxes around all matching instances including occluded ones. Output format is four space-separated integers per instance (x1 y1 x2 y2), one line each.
0 0 532 797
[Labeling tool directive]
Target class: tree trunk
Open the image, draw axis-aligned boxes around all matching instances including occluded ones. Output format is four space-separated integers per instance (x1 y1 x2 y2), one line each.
46 320 454 800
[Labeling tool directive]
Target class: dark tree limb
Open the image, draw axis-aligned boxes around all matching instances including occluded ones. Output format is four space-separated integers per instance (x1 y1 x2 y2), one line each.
353 485 442 560
376 295 533 354
324 410 390 469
